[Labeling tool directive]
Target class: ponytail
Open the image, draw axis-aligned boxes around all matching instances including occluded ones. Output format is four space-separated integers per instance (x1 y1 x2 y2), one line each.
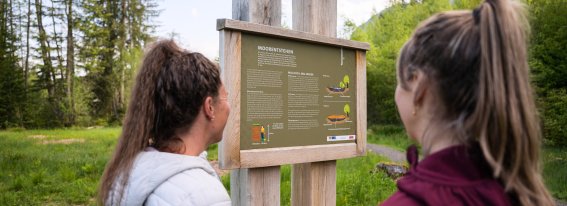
98 40 221 205
397 0 555 205
473 0 554 205
98 40 181 205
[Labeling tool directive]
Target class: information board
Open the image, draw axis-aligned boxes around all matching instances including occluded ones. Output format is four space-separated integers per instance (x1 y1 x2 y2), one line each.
217 19 368 169
240 33 357 150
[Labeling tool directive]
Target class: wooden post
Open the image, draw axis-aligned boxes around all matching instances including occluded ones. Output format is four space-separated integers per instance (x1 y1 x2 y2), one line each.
292 0 337 37
231 166 281 206
291 0 338 205
230 0 281 205
233 0 281 26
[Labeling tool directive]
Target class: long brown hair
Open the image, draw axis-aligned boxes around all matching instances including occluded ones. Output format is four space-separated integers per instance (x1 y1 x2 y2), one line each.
97 40 221 205
396 0 554 205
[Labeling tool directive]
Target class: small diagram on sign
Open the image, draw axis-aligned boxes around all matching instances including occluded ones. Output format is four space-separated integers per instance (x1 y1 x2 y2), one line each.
323 103 353 130
325 75 350 96
251 123 273 145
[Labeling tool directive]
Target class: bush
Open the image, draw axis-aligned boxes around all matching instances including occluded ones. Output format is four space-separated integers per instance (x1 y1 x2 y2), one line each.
541 89 567 147
351 0 455 125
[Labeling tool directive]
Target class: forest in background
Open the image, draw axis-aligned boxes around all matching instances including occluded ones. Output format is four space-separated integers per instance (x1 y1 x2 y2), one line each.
1 0 566 146
0 0 157 128
349 0 567 147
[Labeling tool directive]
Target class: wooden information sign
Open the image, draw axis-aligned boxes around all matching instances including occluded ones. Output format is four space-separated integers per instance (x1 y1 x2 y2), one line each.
218 18 369 170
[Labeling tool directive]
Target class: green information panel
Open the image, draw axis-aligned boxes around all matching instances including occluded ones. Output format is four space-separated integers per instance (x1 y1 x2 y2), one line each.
240 33 357 150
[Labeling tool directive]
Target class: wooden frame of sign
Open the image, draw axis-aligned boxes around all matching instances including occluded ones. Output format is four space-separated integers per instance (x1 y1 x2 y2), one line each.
218 18 369 169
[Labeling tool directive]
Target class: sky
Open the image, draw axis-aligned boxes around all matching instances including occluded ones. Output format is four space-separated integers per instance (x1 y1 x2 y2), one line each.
155 0 391 59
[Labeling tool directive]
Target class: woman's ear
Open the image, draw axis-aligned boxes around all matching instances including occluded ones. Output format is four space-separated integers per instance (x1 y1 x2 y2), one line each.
203 96 215 120
412 71 428 107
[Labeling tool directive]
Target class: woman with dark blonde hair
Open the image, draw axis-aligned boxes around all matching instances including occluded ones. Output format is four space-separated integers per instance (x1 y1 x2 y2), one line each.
98 40 231 205
382 0 555 205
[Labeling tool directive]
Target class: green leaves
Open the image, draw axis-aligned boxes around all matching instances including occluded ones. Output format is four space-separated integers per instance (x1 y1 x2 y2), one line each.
0 1 25 129
351 0 452 124
353 0 567 148
529 0 567 147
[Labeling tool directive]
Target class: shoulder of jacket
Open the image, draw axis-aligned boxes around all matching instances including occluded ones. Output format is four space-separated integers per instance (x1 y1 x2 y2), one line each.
146 168 230 205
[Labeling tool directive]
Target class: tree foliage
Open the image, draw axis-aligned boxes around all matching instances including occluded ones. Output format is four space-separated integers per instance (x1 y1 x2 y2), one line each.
529 0 567 146
0 0 26 128
352 0 566 146
77 0 156 124
351 0 456 125
0 0 157 128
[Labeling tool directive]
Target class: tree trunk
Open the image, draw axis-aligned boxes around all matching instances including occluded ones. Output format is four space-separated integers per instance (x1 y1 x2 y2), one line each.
8 0 13 37
50 0 65 81
104 0 118 120
24 0 31 90
66 0 75 124
35 0 55 100
0 0 4 30
118 0 127 113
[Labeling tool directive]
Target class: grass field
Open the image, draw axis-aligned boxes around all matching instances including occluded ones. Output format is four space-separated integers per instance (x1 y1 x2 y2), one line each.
0 127 397 206
0 128 120 205
368 124 567 202
542 147 567 201
367 125 415 151
2 126 562 205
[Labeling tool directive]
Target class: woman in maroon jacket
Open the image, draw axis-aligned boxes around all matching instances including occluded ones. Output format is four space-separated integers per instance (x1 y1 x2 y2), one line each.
381 0 555 205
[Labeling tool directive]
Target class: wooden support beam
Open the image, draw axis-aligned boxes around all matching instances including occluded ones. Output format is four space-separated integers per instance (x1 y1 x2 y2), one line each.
219 30 242 170
292 0 337 37
231 166 281 206
229 1 282 206
356 51 367 155
291 0 338 206
291 161 337 206
233 0 281 26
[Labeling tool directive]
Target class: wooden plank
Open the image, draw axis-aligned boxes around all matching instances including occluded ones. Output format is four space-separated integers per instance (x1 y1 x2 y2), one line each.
311 161 336 205
291 1 339 205
292 0 337 37
249 166 281 205
240 143 358 168
230 169 249 206
232 0 250 22
356 51 367 155
291 164 311 206
291 161 337 206
231 167 281 206
233 0 281 26
229 2 283 206
219 30 242 169
217 19 370 51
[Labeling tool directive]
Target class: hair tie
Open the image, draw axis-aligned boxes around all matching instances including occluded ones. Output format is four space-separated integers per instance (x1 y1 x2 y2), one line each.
473 7 481 24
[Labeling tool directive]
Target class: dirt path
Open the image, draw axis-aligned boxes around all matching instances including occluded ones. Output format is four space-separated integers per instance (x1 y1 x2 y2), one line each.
367 143 406 163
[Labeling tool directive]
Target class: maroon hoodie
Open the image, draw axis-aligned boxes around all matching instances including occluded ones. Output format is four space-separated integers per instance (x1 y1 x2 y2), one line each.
381 145 515 206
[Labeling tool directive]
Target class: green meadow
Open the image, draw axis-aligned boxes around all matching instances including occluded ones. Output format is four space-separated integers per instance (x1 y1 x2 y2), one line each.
0 128 397 206
0 127 564 205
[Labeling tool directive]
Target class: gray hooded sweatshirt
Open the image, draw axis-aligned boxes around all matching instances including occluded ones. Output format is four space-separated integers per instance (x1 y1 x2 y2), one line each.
108 148 231 206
